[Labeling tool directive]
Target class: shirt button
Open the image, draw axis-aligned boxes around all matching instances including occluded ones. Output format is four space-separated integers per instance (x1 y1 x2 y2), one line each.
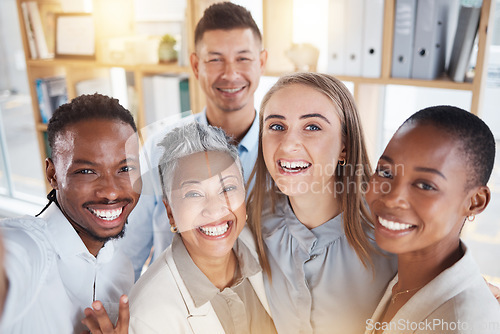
310 254 317 260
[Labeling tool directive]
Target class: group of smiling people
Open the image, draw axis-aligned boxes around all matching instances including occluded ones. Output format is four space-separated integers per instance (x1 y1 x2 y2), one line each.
0 2 499 333
81 72 499 334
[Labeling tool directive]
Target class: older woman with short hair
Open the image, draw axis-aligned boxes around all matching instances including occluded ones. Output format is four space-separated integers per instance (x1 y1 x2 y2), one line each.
128 122 276 334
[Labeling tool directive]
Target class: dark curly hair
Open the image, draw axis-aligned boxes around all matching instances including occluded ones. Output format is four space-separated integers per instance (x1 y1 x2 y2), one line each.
194 2 262 47
47 93 136 157
403 105 496 188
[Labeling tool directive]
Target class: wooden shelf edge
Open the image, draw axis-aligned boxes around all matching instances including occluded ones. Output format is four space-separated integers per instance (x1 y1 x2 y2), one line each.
27 58 191 74
263 71 474 91
36 123 48 131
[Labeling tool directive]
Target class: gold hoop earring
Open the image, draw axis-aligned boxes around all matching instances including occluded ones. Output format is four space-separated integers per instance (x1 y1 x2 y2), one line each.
467 215 475 222
170 225 178 233
246 214 248 221
338 159 346 166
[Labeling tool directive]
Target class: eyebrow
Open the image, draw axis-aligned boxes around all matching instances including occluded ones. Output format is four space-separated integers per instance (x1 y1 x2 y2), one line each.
380 155 446 180
180 174 240 188
300 113 331 124
207 50 252 56
264 113 331 124
72 158 137 166
264 114 285 121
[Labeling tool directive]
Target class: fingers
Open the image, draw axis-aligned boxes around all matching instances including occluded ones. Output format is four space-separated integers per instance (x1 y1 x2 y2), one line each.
81 307 100 334
81 297 130 334
487 282 500 300
82 301 113 334
0 234 7 317
116 295 130 332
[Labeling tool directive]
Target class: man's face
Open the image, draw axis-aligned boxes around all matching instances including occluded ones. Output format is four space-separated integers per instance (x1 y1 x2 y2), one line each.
191 28 267 114
47 119 141 253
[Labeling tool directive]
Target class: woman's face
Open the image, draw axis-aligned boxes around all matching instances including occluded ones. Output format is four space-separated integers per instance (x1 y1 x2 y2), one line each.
262 84 345 197
166 151 246 260
366 123 473 256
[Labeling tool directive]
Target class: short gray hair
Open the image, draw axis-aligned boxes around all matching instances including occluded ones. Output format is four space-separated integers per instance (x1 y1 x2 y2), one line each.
158 121 243 200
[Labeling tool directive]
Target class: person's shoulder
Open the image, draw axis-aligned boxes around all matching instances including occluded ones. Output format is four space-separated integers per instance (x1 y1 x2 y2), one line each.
129 246 191 331
430 275 500 332
129 246 176 304
0 215 48 248
260 192 291 234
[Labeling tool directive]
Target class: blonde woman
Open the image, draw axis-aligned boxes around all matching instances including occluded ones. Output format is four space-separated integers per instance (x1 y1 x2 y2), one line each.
247 72 396 334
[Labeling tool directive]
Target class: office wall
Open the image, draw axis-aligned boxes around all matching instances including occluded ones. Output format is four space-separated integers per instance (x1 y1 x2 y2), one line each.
0 0 29 94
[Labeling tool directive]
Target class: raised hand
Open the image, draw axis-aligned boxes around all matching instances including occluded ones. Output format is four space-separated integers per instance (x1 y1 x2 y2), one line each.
80 294 129 334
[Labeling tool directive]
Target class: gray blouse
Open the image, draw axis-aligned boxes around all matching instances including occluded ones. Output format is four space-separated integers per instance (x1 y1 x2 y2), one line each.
261 192 397 334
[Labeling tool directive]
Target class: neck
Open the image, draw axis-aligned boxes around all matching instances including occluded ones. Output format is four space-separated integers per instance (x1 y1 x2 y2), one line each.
190 250 238 290
396 239 463 291
71 222 105 257
288 189 342 229
205 104 255 143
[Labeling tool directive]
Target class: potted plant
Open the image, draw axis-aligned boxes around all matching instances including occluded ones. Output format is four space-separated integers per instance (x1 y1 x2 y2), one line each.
158 34 178 63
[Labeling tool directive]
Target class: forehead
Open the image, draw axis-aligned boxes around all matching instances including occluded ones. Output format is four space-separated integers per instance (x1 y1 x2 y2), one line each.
172 151 241 186
197 28 260 52
264 84 339 117
385 123 464 171
54 119 138 160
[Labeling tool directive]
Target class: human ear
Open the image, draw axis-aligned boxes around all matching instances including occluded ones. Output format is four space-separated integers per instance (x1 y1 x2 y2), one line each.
45 158 59 190
162 199 176 227
259 49 268 73
190 53 199 79
338 145 347 162
466 186 491 216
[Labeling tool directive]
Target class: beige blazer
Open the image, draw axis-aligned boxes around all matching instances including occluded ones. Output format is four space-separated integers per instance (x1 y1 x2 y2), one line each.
364 243 500 334
128 226 271 334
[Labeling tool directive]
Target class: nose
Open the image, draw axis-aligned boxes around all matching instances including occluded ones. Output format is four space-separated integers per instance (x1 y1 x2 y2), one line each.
379 181 410 210
221 61 239 81
95 174 121 201
201 194 231 220
280 128 301 153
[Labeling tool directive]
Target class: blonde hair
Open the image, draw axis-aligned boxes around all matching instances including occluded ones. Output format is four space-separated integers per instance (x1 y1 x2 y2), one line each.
247 72 375 277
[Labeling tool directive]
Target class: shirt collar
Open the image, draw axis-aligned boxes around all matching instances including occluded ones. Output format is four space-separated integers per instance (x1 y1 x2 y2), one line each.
199 107 259 154
172 233 260 307
280 193 345 253
42 202 115 262
238 110 259 154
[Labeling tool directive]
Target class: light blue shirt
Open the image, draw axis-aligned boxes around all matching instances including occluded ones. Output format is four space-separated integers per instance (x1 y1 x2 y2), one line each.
120 109 259 280
261 192 398 334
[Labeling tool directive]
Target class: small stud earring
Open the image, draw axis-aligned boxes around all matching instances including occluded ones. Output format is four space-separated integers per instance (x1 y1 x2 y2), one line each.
170 225 179 233
467 215 475 222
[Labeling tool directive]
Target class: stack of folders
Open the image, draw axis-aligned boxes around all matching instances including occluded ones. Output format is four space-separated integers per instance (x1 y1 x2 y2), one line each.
20 1 51 59
35 76 68 124
142 74 191 126
327 0 385 78
448 1 482 82
392 0 453 80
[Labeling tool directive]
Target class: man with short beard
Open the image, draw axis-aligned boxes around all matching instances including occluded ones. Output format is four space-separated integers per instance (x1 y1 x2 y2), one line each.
0 93 141 333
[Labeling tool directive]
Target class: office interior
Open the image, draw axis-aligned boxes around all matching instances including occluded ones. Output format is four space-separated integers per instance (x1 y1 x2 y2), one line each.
0 0 499 286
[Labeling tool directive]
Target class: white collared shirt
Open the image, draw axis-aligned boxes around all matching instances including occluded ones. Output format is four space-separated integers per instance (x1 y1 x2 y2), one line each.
0 204 134 334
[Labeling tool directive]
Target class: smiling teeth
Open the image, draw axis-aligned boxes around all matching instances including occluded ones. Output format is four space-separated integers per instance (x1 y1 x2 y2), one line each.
280 160 311 172
90 208 123 221
220 87 243 93
379 217 414 231
199 223 229 236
